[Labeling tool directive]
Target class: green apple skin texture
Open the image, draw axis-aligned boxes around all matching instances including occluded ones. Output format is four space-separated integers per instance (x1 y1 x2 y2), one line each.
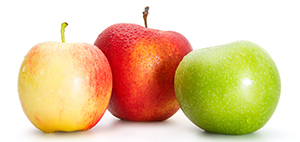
174 40 281 135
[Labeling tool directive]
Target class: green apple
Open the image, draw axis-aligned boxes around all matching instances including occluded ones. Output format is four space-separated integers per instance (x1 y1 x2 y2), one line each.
174 40 281 135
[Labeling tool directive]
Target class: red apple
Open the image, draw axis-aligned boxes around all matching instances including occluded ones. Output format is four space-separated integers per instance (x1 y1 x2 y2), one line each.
94 7 193 121
18 23 113 132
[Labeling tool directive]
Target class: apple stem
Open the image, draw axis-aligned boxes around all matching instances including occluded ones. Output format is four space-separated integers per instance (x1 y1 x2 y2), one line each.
143 6 149 28
61 22 68 43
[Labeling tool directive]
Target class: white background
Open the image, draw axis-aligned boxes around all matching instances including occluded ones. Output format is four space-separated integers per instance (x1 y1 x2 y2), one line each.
1 0 299 141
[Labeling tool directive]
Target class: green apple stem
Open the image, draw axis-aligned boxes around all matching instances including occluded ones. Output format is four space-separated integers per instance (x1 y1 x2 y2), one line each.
61 22 68 43
143 6 149 28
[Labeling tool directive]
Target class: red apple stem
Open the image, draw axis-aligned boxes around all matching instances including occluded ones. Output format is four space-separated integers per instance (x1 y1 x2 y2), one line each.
143 6 149 28
61 22 68 43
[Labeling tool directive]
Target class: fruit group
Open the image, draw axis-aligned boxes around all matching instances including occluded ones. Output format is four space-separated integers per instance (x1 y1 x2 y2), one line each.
18 23 112 132
94 22 192 121
174 40 281 135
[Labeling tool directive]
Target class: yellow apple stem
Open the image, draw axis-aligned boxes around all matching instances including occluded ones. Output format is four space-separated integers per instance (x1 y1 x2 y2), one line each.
61 22 68 43
143 6 149 28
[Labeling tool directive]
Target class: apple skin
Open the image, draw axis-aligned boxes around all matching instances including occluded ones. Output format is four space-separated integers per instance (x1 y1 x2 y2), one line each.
174 40 281 135
18 41 112 133
94 23 193 121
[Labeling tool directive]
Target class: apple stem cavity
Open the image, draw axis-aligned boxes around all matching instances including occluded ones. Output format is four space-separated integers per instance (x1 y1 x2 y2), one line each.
61 22 68 43
143 6 149 28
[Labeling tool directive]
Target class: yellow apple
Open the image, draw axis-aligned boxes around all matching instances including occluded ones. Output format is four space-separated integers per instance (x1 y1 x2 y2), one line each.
18 23 112 133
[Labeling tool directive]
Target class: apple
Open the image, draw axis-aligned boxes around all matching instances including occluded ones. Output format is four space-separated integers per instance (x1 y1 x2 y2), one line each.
94 7 193 121
18 22 113 133
174 40 281 135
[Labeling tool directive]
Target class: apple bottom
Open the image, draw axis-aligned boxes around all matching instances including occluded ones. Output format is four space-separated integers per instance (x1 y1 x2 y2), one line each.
108 79 180 121
19 76 110 133
108 93 180 121
19 71 110 133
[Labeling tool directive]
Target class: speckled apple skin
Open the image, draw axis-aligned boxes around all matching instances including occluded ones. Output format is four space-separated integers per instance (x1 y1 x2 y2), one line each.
94 23 193 121
18 42 112 133
175 40 281 135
